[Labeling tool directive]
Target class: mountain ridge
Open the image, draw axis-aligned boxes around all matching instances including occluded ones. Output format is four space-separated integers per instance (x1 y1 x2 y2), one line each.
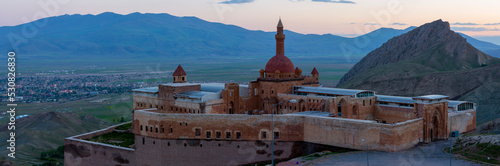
336 19 500 124
337 19 500 86
1 12 499 62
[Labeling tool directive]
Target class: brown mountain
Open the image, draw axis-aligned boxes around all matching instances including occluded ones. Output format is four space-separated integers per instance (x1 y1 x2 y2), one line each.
337 19 500 124
338 19 500 86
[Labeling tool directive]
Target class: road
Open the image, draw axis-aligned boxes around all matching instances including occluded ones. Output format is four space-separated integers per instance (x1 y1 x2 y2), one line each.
309 139 482 166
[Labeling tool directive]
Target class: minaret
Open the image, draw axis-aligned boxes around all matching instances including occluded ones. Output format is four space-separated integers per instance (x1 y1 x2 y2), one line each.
275 18 285 56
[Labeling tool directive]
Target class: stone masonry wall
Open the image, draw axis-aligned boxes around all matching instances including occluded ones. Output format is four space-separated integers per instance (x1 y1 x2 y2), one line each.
302 117 423 152
133 110 423 152
64 122 135 166
375 105 416 124
449 109 476 134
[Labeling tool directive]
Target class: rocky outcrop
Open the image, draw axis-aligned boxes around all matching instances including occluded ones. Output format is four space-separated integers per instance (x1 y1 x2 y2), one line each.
337 19 500 124
338 19 500 86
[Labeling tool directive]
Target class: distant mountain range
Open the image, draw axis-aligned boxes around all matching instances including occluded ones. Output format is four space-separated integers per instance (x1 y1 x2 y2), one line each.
337 19 500 124
1 12 500 61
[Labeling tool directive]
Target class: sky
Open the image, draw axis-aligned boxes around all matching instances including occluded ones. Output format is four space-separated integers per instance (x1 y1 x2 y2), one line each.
1 0 500 42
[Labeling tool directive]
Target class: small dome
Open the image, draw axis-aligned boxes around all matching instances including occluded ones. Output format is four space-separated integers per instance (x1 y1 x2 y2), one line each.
265 54 294 73
259 69 265 73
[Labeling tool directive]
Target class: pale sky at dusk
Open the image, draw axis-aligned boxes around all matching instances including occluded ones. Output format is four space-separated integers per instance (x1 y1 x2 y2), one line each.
1 0 500 38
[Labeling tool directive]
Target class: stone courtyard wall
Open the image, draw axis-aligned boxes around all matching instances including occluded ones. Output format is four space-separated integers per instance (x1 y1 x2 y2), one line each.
134 110 424 152
449 109 476 134
302 116 423 152
64 122 135 166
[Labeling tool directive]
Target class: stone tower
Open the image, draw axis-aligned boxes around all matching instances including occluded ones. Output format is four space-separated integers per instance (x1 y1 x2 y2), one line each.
275 18 285 56
263 18 295 79
173 64 187 83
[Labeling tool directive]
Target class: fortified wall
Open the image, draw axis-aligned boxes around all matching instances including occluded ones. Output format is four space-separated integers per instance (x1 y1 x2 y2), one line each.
133 109 424 152
64 123 135 166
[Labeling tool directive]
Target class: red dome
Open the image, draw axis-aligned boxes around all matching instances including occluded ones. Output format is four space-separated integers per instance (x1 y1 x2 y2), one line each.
265 54 294 73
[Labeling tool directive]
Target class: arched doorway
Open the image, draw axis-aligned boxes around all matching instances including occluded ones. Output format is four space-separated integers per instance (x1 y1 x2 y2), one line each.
229 101 234 114
352 105 358 117
431 110 440 141
299 99 306 112
338 99 346 117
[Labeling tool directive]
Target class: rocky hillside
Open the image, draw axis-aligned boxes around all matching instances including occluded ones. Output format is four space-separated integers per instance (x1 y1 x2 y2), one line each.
337 19 500 124
0 112 110 165
338 19 500 86
451 134 500 164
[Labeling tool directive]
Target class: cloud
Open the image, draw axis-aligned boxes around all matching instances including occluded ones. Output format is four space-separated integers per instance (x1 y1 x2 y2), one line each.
364 23 379 25
219 0 254 4
451 27 500 32
484 23 500 26
312 0 356 4
452 22 479 26
391 22 407 26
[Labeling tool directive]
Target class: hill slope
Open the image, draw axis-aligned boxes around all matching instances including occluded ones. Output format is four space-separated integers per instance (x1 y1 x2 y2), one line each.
0 112 110 165
338 19 500 86
337 19 500 124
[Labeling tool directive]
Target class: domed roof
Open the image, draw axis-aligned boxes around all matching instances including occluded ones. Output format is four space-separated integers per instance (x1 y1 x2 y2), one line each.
265 54 295 73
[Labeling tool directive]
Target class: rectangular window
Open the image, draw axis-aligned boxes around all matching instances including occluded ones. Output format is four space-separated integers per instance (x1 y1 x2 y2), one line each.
140 125 143 131
155 127 158 133
145 126 148 132
226 132 231 139
216 131 221 139
195 128 201 136
261 131 267 139
236 132 241 140
206 131 212 139
274 132 279 140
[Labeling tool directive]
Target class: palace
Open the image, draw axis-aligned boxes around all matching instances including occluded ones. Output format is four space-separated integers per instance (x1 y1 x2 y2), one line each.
65 19 476 166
